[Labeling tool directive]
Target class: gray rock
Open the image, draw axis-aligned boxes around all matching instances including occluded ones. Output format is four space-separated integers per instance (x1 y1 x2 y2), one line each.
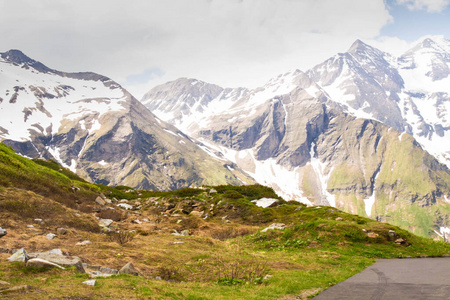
28 252 85 273
46 249 63 255
8 248 28 262
82 279 96 286
76 240 91 246
99 219 113 228
26 258 65 269
0 280 11 289
56 228 68 235
46 233 56 240
95 196 106 206
119 262 139 276
261 223 286 232
0 227 6 238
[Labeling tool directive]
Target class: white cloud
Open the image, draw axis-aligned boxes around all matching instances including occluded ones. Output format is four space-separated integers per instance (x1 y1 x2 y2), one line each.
396 0 450 12
0 0 393 98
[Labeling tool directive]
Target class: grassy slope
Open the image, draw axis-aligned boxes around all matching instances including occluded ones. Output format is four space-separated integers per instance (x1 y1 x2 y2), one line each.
1 142 450 299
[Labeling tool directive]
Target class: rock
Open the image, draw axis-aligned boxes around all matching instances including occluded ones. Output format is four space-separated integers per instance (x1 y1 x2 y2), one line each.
0 280 11 290
99 193 106 200
180 230 189 236
388 230 399 240
117 203 133 210
95 196 106 206
76 240 91 246
34 218 43 223
8 248 28 262
0 227 6 238
46 233 56 240
263 275 273 280
132 219 142 224
56 228 68 235
27 252 85 272
0 285 31 294
317 224 326 229
27 225 34 228
119 262 139 276
335 217 343 221
100 267 118 274
252 198 279 208
395 238 408 245
190 211 204 217
99 219 114 228
367 232 379 238
209 188 217 194
105 199 112 204
26 258 65 270
46 249 63 255
82 279 96 286
261 223 286 232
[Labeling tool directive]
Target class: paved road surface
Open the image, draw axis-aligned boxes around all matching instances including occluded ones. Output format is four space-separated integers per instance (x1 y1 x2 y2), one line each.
313 257 450 299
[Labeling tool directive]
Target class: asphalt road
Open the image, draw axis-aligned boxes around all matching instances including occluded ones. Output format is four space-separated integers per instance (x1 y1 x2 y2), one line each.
313 257 450 300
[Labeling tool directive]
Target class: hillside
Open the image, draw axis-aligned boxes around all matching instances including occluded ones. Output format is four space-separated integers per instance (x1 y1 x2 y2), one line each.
1 143 449 299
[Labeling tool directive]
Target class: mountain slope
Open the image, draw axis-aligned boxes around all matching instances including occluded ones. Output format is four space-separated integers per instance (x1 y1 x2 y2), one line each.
0 50 253 190
140 38 450 238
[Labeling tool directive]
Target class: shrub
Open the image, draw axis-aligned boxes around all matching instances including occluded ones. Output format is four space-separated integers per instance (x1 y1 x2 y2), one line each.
107 231 135 245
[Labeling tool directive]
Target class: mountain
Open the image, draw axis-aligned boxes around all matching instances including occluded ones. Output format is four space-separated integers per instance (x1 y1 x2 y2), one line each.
0 50 253 190
141 37 450 238
307 36 450 167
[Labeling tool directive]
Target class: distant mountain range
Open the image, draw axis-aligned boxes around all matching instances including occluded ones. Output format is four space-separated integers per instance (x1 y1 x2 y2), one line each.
1 37 450 238
141 36 450 238
0 50 253 190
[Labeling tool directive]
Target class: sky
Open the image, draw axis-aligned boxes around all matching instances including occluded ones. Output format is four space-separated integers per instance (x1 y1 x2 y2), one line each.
0 0 449 99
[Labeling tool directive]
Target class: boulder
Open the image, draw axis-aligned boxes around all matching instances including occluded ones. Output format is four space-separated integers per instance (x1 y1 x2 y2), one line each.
82 279 96 286
56 228 68 235
335 217 343 221
0 227 6 238
99 219 114 228
190 211 204 217
119 262 139 276
95 196 106 206
26 258 65 270
27 252 85 273
46 233 56 240
367 232 379 238
8 248 28 262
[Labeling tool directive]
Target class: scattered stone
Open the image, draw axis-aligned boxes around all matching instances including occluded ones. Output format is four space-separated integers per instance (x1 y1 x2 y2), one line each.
0 227 6 238
0 280 11 290
172 229 190 236
142 218 150 222
209 188 217 194
8 248 28 262
190 211 204 217
362 229 367 232
117 203 133 210
252 198 279 208
119 199 129 203
99 193 106 200
46 233 56 240
82 279 96 286
318 224 327 229
263 275 273 280
95 196 106 206
176 220 182 224
335 217 343 221
27 225 34 228
99 219 114 228
47 249 63 255
28 252 85 272
171 214 182 217
56 228 68 235
34 218 43 223
295 207 303 211
0 285 31 294
155 276 162 280
26 258 65 270
105 199 112 204
262 223 286 232
173 241 184 244
388 230 400 241
367 232 379 238
132 219 142 224
395 238 408 245
76 240 91 246
119 262 139 276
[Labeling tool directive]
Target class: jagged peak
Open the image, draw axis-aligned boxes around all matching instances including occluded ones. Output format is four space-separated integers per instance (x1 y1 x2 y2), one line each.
1 49 36 65
347 39 373 54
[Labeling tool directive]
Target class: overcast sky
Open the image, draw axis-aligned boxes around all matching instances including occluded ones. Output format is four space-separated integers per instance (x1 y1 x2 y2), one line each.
0 0 449 99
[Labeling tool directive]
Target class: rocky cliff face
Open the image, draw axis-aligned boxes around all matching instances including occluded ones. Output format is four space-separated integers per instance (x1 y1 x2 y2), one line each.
0 50 253 190
141 37 450 238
